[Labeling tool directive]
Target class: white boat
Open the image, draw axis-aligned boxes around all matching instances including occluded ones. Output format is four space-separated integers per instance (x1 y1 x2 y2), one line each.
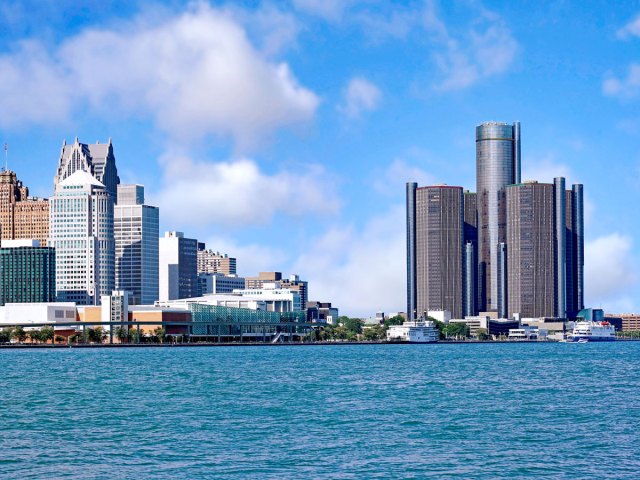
386 321 439 343
570 320 616 342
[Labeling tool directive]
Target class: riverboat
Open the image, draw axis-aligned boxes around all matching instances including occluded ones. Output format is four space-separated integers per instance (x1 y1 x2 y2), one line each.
570 321 616 342
386 321 439 343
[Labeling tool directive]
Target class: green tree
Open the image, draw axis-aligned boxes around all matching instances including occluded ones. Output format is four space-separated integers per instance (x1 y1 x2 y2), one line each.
12 326 26 343
445 323 469 339
477 328 490 341
363 324 385 341
340 317 363 334
41 326 55 344
0 327 12 344
87 327 105 344
55 335 65 344
383 315 404 328
28 329 42 344
153 327 166 344
333 325 349 340
129 328 143 344
114 326 128 344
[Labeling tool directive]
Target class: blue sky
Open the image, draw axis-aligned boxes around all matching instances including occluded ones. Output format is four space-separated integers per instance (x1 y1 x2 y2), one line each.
0 0 639 316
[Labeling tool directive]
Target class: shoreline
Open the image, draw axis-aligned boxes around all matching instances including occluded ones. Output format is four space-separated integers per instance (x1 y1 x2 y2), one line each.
2 339 636 349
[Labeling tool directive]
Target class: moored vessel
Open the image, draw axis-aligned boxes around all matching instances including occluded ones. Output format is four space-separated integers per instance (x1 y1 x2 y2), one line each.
570 321 615 342
386 320 439 343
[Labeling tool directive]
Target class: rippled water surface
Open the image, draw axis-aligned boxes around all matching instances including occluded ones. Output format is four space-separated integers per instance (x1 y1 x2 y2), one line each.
1 343 640 479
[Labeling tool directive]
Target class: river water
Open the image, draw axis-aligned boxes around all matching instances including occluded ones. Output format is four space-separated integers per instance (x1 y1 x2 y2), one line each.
1 342 639 479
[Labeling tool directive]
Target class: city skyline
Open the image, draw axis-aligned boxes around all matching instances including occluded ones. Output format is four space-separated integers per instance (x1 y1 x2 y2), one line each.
0 1 639 315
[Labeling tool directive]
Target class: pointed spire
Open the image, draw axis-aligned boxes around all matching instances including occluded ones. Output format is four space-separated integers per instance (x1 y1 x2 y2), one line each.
62 139 66 147
108 137 112 145
74 136 79 144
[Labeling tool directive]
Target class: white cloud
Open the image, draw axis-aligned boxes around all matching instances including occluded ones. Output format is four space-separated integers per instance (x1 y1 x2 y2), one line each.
372 158 437 195
292 205 405 317
150 153 340 229
425 3 518 91
521 154 572 183
339 76 382 118
585 233 638 312
0 3 319 147
603 63 640 100
617 14 640 39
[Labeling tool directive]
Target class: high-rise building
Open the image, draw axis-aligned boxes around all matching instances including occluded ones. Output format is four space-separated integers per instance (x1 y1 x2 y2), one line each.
506 181 556 318
49 170 115 305
197 245 237 276
476 121 520 312
0 170 49 246
114 185 159 305
54 138 120 198
407 184 464 319
0 240 55 305
159 231 198 301
505 178 584 319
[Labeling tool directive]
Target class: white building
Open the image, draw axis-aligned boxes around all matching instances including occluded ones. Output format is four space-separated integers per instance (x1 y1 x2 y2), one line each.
233 283 302 312
101 290 130 333
157 294 266 311
449 316 490 337
0 303 77 330
49 170 115 305
198 273 246 295
159 231 198 301
428 310 452 324
115 185 159 305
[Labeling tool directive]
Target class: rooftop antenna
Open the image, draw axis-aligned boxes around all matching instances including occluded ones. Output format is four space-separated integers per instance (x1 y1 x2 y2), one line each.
3 143 7 172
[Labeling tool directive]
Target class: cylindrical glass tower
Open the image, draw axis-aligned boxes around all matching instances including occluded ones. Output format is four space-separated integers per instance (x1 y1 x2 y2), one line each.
476 122 520 312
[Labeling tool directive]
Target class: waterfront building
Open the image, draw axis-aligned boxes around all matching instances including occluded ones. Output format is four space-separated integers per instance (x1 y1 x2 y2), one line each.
54 138 120 198
114 185 159 305
565 184 585 317
609 313 640 332
0 170 49 246
233 284 302 312
159 231 198 301
49 170 115 305
306 301 339 324
0 239 55 305
476 121 520 313
198 272 245 295
246 272 309 311
197 245 237 276
406 184 463 319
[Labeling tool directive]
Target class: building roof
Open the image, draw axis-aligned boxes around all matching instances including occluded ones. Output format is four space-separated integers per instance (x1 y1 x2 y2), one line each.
58 169 105 188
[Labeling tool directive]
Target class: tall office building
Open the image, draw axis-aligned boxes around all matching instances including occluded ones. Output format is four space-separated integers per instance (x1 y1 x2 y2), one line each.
0 170 49 246
407 184 464 319
54 138 120 198
505 178 585 319
506 181 556 318
476 121 520 312
49 170 115 305
114 185 159 305
159 231 198 301
0 240 55 305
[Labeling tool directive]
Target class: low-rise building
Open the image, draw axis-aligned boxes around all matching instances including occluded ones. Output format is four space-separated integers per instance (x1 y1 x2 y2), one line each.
198 273 246 295
307 301 338 324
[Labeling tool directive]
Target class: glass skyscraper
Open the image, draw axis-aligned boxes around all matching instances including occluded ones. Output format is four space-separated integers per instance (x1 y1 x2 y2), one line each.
476 121 520 313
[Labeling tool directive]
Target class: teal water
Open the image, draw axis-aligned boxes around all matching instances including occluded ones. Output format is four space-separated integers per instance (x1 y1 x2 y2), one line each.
1 343 639 479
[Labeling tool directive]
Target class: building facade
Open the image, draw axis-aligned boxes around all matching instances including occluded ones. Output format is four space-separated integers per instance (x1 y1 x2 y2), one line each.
407 184 464 319
198 273 246 295
0 240 55 305
54 137 120 198
114 185 159 305
159 231 198 301
0 170 49 246
476 121 520 313
49 170 115 305
506 182 556 318
197 245 237 276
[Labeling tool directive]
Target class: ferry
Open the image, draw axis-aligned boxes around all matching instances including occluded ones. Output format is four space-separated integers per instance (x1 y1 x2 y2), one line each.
570 320 616 342
386 320 439 343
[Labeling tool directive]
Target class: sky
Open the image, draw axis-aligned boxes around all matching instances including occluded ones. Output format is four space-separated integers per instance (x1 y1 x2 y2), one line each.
0 0 639 317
